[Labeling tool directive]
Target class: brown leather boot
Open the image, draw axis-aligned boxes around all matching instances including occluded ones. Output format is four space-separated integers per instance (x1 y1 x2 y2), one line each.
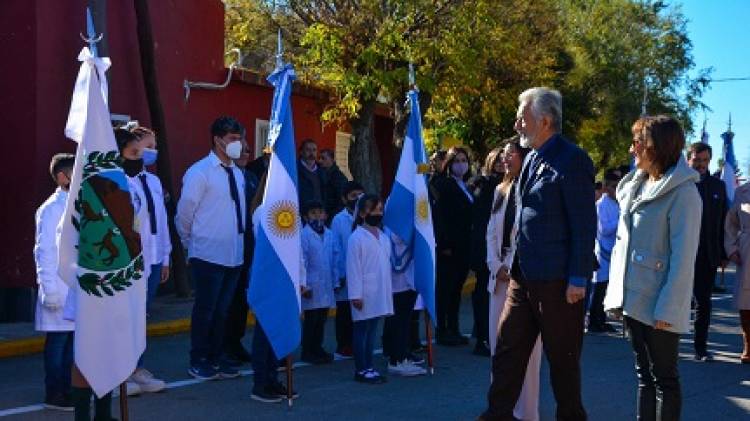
740 310 750 364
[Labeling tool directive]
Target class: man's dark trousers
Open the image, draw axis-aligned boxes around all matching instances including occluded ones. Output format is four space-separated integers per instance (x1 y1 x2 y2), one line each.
693 256 717 354
485 276 587 421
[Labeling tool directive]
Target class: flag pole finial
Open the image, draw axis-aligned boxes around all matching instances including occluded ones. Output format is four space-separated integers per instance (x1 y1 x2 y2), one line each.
728 113 733 132
81 7 102 56
276 28 283 69
408 62 416 88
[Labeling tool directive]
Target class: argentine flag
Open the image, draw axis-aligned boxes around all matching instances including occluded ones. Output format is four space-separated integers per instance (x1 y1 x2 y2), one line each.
248 62 303 359
720 128 737 203
383 89 436 321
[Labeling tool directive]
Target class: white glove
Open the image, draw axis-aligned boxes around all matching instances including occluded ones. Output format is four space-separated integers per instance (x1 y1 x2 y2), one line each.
42 291 63 311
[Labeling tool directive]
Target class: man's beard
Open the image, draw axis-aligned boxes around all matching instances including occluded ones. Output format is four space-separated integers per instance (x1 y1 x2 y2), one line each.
519 134 533 148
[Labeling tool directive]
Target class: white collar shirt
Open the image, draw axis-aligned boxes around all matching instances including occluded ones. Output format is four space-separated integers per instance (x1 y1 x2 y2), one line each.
176 151 245 267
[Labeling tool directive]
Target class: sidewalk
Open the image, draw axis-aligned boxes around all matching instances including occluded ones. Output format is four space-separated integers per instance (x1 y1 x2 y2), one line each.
0 277 478 358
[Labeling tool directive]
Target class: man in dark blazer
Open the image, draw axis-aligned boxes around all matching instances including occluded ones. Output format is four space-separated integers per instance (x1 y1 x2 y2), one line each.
297 139 327 211
687 142 728 361
480 87 595 421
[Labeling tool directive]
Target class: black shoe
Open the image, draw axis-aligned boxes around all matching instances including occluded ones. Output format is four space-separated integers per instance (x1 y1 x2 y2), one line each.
225 344 252 363
602 323 618 333
473 341 491 357
453 330 469 345
269 381 299 399
587 324 605 333
251 386 282 403
43 394 74 411
694 351 714 362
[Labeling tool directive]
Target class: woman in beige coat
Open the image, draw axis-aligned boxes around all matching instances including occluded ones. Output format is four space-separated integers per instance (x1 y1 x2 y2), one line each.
486 138 541 421
724 182 750 363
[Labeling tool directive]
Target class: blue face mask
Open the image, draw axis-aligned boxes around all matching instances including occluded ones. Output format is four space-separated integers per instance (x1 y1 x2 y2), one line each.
309 219 325 233
142 148 158 166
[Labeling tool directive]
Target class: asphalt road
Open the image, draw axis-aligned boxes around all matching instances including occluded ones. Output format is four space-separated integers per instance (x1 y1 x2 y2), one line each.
1 274 748 420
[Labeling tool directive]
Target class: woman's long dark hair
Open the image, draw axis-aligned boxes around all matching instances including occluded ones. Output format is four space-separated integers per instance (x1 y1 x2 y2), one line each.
441 146 472 181
352 194 381 231
491 136 531 213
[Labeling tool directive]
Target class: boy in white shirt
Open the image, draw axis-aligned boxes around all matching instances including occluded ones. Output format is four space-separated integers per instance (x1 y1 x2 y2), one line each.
300 201 339 364
176 116 246 380
35 153 76 411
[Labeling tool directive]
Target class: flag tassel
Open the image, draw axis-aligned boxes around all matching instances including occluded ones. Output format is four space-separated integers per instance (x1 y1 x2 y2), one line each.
119 383 129 421
424 311 435 375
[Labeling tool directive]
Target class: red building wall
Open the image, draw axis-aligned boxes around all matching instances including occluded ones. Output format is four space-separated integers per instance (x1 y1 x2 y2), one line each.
0 0 387 289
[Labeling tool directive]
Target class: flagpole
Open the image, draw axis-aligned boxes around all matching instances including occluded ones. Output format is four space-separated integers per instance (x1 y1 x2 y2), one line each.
119 383 129 421
285 355 294 408
424 311 434 375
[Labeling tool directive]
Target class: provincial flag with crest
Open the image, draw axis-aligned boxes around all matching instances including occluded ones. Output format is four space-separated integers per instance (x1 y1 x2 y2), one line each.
58 47 148 397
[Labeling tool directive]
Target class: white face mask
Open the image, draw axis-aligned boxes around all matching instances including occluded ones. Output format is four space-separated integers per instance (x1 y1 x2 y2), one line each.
225 140 243 159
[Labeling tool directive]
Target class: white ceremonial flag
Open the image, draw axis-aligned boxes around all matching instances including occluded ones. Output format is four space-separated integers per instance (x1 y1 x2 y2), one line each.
58 47 147 397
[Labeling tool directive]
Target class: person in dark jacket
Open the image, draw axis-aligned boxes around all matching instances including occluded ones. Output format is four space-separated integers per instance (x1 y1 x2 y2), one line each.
480 87 594 421
468 146 504 356
319 148 350 224
297 139 327 211
687 142 728 361
433 146 475 346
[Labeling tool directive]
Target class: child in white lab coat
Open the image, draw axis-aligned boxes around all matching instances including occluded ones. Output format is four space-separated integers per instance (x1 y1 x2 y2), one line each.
300 200 338 364
347 194 393 384
330 181 364 358
35 153 76 411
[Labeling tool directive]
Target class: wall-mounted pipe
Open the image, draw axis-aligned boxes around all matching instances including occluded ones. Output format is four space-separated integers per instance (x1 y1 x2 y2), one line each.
183 48 242 102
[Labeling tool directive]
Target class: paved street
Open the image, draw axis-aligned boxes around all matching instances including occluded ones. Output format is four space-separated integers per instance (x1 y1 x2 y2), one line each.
1 272 749 420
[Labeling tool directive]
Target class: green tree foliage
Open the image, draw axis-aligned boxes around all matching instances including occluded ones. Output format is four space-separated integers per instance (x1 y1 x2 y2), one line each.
225 0 708 185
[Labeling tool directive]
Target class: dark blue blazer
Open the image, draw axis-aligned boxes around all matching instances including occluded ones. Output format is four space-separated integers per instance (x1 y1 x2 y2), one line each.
515 134 596 285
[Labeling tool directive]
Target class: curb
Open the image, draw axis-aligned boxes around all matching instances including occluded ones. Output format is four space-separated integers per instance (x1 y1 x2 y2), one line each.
0 277 477 359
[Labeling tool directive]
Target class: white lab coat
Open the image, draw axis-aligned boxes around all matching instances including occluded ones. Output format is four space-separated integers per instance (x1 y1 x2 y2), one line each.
486 184 541 421
346 226 394 321
301 225 339 310
34 188 75 332
331 208 354 301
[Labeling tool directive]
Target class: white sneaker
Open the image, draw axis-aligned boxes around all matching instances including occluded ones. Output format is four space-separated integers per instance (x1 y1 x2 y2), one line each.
387 360 426 377
112 381 142 397
129 368 166 393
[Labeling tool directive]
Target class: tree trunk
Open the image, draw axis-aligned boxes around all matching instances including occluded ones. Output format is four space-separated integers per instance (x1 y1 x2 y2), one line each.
348 100 382 196
133 0 190 297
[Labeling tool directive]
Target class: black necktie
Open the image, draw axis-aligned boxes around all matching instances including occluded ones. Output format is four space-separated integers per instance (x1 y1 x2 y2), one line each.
138 174 157 235
223 165 244 234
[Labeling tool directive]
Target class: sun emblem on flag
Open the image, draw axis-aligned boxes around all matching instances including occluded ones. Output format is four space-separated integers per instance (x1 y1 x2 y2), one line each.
267 200 298 238
417 196 430 222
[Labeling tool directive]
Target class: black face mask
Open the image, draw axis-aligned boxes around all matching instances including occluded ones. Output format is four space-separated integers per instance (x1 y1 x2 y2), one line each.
122 158 144 177
364 214 383 227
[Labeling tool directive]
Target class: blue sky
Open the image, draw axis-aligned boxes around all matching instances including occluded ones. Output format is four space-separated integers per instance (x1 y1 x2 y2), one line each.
680 0 749 173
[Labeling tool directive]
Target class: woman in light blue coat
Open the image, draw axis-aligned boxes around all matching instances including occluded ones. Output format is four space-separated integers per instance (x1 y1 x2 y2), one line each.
604 115 702 421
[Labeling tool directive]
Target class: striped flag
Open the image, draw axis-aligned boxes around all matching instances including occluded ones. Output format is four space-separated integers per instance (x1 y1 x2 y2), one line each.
383 89 437 321
720 128 737 202
58 47 147 397
248 62 303 359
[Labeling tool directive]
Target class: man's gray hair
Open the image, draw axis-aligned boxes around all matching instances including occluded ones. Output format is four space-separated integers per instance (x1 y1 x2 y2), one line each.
519 87 563 133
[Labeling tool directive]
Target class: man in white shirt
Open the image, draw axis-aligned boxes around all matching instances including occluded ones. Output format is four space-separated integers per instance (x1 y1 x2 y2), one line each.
176 116 246 380
589 171 620 333
35 153 76 411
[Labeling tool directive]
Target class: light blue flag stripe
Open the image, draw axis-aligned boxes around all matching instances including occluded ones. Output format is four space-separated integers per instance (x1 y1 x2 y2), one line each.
249 227 301 359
